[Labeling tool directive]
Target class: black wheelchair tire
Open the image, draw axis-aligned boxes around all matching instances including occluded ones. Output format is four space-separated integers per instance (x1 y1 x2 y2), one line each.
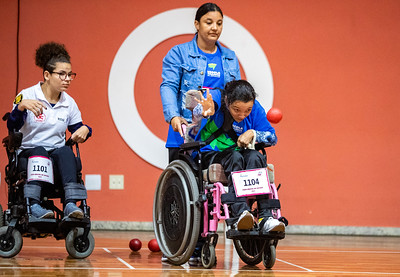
201 243 216 269
65 228 95 259
262 240 277 269
0 226 23 258
233 238 264 265
153 160 201 265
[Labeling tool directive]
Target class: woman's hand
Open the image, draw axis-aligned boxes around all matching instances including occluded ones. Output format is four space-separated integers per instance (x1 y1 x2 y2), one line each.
18 99 46 117
196 88 215 117
237 129 255 148
71 126 90 143
171 116 188 137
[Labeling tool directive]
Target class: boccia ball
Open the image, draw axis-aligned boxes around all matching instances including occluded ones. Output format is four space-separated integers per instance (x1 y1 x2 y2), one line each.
148 239 160 252
129 238 142 251
267 107 283 124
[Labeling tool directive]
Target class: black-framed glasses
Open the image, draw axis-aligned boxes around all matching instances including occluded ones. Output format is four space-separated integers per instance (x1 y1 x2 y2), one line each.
52 71 77 81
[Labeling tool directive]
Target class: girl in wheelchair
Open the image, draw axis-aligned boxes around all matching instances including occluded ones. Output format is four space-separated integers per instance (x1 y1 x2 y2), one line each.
155 79 286 267
6 42 92 220
193 79 285 233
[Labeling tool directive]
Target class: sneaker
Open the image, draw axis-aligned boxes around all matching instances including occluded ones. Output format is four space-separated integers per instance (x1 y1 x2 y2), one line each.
188 255 201 266
188 247 201 266
30 204 54 219
64 202 84 219
233 210 254 231
260 217 285 232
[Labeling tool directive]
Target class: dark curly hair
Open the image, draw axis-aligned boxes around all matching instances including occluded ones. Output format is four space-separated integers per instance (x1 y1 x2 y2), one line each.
35 42 70 73
222 80 257 106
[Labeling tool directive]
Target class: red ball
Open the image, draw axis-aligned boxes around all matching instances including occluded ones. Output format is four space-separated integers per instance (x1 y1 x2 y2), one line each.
129 239 142 251
267 107 283 124
148 239 160 252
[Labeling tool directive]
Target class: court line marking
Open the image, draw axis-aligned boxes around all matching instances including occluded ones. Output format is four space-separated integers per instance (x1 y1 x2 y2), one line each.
1 266 399 275
22 245 400 254
258 248 400 254
103 248 135 269
14 246 400 275
277 258 313 272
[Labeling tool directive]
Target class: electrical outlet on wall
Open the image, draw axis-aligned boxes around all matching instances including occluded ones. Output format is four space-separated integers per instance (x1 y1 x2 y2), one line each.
109 174 124 190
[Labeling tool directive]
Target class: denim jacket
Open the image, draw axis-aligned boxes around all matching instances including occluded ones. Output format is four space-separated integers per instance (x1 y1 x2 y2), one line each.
160 35 241 124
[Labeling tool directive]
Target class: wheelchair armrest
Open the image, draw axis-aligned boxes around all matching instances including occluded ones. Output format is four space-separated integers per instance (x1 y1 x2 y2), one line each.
65 138 82 168
179 141 206 151
254 142 271 151
65 138 75 147
2 132 23 151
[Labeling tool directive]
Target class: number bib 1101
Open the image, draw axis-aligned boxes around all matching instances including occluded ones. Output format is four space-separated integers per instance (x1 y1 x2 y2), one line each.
231 168 271 197
27 156 54 184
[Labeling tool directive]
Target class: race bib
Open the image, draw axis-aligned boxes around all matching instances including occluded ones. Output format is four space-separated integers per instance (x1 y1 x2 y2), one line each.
231 168 271 197
27 156 54 184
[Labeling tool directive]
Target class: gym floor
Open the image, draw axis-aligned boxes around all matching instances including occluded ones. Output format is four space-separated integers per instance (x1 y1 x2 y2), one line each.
0 230 399 276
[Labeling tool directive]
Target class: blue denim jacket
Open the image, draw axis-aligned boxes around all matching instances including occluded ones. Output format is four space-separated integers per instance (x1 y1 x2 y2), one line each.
160 35 241 125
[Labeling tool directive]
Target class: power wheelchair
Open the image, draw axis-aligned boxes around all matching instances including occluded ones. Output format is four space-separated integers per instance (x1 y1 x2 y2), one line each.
153 140 288 269
0 113 94 259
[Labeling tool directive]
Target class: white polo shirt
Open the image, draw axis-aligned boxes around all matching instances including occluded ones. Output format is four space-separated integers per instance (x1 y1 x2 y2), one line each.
14 82 83 151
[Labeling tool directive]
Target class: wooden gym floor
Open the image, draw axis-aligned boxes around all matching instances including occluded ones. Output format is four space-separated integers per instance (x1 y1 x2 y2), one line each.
1 230 399 276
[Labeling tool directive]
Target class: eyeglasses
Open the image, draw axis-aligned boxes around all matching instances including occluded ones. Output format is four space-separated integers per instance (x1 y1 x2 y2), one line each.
51 71 77 81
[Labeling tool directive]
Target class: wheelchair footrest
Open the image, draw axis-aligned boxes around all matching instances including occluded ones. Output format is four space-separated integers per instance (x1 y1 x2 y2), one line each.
226 228 285 240
60 217 91 230
27 216 58 234
28 216 57 224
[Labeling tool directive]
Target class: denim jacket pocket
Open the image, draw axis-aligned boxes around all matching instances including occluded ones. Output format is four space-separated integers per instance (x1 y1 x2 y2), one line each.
180 64 198 89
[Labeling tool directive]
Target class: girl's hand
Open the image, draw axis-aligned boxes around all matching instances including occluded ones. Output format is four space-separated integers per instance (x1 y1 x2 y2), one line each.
237 129 255 148
18 99 47 117
71 126 90 143
196 88 215 117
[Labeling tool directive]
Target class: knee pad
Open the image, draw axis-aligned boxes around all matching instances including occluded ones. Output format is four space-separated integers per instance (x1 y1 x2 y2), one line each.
24 182 42 202
64 182 87 201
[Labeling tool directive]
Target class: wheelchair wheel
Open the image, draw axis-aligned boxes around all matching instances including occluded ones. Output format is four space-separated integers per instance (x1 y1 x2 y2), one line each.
262 241 277 269
153 160 201 265
65 228 95 259
201 243 216 268
0 226 23 258
233 238 264 265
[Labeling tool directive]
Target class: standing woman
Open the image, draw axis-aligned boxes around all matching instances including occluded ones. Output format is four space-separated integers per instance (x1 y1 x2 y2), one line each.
7 42 92 219
160 2 241 162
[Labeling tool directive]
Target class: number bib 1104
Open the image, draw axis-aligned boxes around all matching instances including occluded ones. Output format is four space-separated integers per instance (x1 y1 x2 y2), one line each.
231 168 271 197
27 156 54 184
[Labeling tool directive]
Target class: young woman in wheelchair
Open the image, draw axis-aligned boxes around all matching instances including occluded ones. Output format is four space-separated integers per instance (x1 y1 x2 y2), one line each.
192 79 285 233
6 42 92 220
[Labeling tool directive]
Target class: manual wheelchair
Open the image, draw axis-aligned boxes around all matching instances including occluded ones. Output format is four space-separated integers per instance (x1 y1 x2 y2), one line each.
153 140 288 269
0 113 94 259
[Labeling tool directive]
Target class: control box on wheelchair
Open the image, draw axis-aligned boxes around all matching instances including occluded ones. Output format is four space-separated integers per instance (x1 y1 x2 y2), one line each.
153 140 288 268
0 113 94 259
